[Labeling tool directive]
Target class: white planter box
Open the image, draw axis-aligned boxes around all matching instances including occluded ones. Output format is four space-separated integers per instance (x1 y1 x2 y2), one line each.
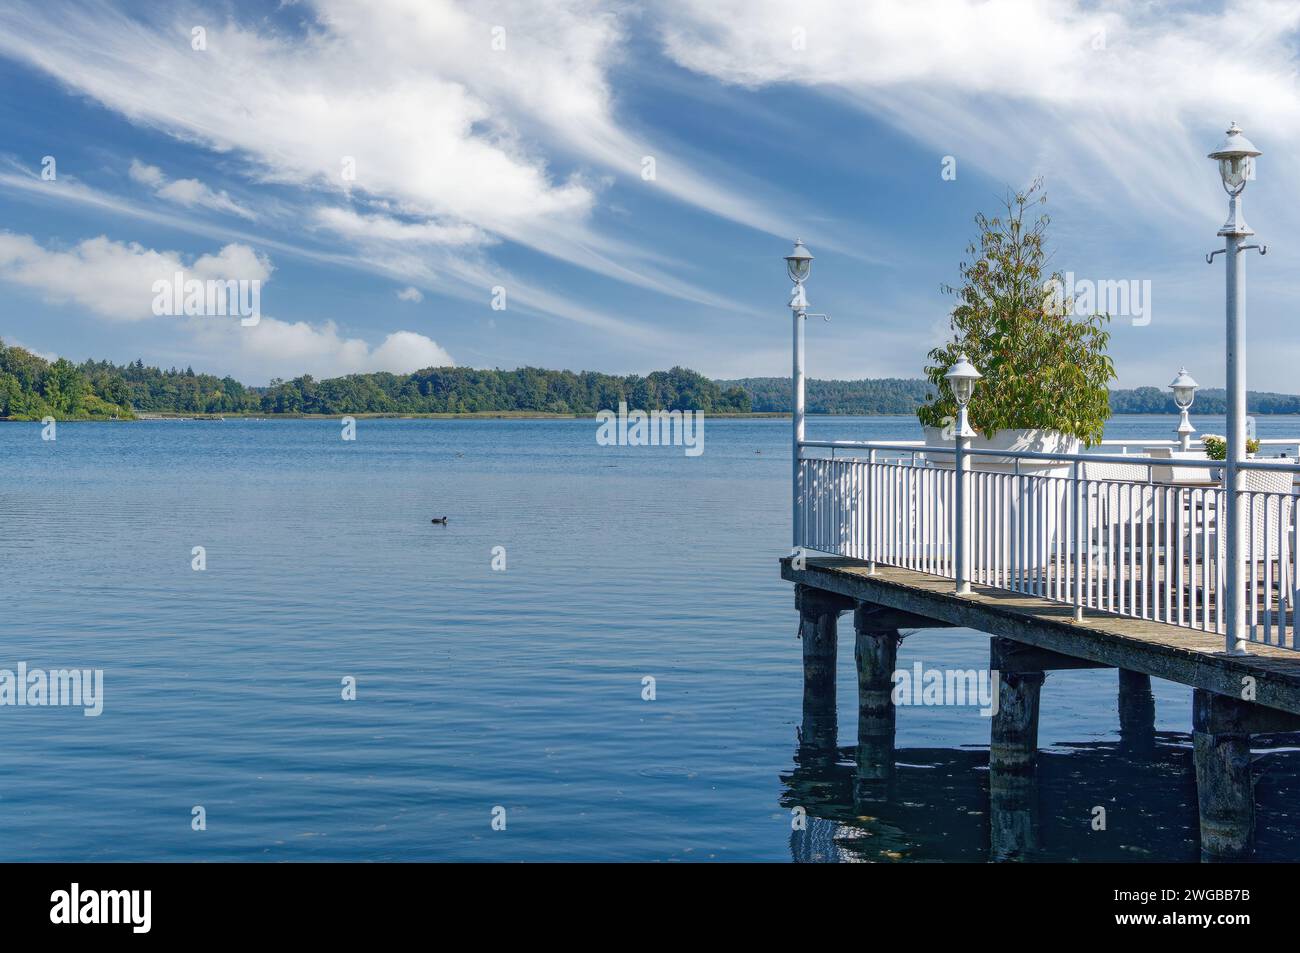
922 426 1080 476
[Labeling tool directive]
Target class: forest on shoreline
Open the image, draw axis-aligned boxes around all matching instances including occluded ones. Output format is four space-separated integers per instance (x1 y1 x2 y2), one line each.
0 340 750 420
4 339 1300 420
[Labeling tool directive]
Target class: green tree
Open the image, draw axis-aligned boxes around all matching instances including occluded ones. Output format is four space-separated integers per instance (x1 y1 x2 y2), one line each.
917 180 1115 445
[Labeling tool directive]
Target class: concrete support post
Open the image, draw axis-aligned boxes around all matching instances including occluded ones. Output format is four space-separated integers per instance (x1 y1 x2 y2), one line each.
1192 689 1255 861
853 608 900 802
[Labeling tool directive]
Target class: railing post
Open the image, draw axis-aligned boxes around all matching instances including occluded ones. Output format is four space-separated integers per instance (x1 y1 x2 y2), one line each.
1224 217 1248 655
955 424 971 595
867 448 877 575
792 305 805 550
1072 460 1083 621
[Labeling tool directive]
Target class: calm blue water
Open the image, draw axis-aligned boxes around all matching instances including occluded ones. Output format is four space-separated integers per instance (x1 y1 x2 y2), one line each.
2 413 1300 862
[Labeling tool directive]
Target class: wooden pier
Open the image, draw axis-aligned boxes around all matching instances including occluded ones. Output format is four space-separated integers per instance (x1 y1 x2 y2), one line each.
782 555 1300 860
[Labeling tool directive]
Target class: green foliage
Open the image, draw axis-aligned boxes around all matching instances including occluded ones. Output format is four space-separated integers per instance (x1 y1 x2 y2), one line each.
917 180 1116 445
720 377 930 415
717 377 1300 416
0 340 133 420
1108 387 1300 414
0 341 749 419
256 365 750 415
1202 433 1259 460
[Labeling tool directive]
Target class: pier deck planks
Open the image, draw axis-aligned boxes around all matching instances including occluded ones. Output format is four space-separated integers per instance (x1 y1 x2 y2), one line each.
781 557 1300 715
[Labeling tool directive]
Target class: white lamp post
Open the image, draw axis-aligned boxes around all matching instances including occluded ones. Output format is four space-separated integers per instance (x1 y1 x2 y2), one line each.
945 353 982 595
1169 367 1199 452
1207 122 1266 655
786 239 813 549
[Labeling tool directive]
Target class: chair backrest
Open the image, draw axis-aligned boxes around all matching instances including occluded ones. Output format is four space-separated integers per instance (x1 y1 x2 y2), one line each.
1223 464 1296 560
1080 461 1151 483
1240 466 1294 495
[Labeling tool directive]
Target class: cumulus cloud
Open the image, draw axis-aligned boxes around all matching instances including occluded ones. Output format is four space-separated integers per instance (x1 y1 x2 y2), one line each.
129 157 255 220
0 232 269 320
396 286 424 303
127 159 164 188
190 318 453 381
0 230 453 379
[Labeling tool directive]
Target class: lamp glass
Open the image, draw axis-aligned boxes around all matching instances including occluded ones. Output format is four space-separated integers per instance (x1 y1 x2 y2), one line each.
1172 384 1195 409
787 257 811 283
952 377 975 406
1219 155 1251 193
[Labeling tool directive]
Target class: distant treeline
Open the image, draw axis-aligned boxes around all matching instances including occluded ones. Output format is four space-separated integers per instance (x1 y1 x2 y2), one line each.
720 377 932 415
6 339 1299 420
1106 386 1300 415
726 376 1300 415
256 365 750 415
0 340 750 419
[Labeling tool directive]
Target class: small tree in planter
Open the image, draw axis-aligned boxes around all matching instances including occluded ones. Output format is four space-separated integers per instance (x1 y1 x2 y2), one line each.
1201 434 1260 460
917 180 1116 449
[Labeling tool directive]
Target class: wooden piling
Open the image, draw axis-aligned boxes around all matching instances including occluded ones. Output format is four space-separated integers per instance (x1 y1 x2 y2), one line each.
1118 669 1156 756
988 640 1045 860
989 640 1045 792
853 607 900 801
795 585 853 753
989 672 1044 781
1192 689 1255 861
784 558 1300 862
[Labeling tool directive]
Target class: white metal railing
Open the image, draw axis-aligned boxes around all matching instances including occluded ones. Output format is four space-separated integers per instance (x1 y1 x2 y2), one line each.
796 440 1300 651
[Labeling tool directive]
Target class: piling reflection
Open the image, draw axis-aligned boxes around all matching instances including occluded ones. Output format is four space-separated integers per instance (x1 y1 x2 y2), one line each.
780 734 1300 862
1118 671 1158 759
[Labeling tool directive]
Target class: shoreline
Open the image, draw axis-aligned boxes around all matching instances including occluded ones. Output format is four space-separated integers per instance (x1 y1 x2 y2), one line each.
6 410 1300 423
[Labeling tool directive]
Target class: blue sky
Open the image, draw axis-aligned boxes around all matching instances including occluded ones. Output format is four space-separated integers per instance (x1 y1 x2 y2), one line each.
0 0 1298 389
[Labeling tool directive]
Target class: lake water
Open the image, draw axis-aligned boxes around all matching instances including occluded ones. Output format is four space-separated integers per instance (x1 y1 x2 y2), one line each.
3 413 1300 862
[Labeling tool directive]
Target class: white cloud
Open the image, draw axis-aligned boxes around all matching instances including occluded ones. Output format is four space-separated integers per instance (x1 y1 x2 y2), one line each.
0 230 453 379
657 0 1300 228
129 157 255 220
0 164 684 344
315 207 485 247
396 286 424 303
127 159 164 188
0 232 269 321
157 178 255 220
0 1 796 257
190 318 453 381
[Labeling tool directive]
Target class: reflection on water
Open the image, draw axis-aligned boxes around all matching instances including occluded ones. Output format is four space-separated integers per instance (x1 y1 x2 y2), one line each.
782 732 1300 862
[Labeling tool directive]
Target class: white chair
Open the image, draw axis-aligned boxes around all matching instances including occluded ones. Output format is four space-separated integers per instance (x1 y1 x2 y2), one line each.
1233 465 1295 564
1146 447 1215 485
1079 460 1155 547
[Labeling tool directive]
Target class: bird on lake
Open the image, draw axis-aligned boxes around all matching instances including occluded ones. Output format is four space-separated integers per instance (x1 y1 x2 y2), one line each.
431 517 448 524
